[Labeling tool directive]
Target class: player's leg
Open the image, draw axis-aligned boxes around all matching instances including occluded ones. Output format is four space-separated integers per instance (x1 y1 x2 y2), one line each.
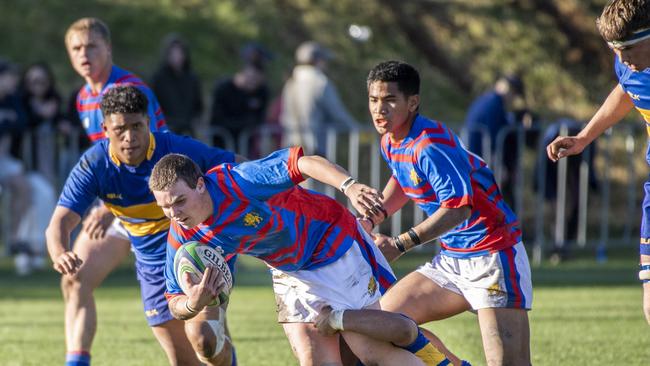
184 305 235 366
283 322 342 366
135 260 202 365
477 308 530 366
61 227 130 364
418 327 463 365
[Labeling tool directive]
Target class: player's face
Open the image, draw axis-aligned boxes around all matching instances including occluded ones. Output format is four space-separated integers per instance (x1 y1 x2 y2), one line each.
103 112 149 166
66 30 112 81
153 178 209 229
368 81 419 141
612 39 650 71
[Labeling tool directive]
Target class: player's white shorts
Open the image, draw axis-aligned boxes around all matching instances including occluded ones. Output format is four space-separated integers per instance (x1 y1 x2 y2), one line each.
417 242 532 310
272 232 394 323
106 217 129 240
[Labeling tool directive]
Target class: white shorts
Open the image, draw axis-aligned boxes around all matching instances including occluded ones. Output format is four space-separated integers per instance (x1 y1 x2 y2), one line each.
272 234 395 323
417 242 533 310
106 217 129 240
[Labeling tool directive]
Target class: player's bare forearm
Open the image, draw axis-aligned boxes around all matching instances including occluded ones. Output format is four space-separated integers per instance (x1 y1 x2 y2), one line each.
409 206 471 249
168 295 199 321
548 85 633 162
45 206 81 261
297 154 353 188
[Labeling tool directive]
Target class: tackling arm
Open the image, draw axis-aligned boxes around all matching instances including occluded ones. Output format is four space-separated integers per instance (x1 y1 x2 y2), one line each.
45 206 82 275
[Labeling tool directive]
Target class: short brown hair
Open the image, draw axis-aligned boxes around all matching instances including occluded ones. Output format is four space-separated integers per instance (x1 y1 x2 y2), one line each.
65 17 111 47
149 154 203 192
596 0 650 42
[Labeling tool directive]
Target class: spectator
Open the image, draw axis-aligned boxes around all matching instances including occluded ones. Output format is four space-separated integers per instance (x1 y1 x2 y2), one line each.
280 41 358 155
464 74 527 205
0 59 55 276
209 43 271 154
151 34 203 136
535 118 598 262
19 62 65 183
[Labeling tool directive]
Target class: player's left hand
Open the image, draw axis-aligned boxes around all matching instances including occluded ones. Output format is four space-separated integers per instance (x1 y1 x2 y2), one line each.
643 282 650 325
314 305 338 336
344 182 384 218
184 266 227 313
82 205 115 240
373 233 403 262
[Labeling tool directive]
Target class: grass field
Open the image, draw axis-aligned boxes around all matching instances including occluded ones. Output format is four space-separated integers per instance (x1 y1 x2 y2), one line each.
1 248 649 366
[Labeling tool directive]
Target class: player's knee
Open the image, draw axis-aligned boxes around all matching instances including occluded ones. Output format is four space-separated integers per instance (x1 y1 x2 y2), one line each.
394 317 419 346
60 273 89 299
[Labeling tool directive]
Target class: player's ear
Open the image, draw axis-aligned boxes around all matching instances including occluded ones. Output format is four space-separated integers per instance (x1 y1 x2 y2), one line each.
196 177 206 193
408 94 420 112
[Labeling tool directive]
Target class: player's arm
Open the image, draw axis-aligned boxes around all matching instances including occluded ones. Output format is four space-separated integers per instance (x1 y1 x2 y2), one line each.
297 154 383 217
45 206 83 275
375 205 471 262
547 84 633 161
168 267 226 320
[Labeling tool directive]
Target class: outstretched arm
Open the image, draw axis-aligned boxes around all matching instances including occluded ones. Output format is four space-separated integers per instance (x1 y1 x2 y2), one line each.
45 206 82 275
297 154 383 217
547 84 633 161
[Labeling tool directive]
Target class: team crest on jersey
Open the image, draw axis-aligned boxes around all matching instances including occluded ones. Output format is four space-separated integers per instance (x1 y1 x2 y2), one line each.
243 212 263 228
628 91 642 101
487 283 504 297
106 193 123 200
409 169 422 185
367 277 377 295
145 309 159 317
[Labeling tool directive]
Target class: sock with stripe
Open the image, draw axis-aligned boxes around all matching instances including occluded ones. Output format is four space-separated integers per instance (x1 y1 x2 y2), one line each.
399 328 450 366
65 351 90 366
231 346 237 366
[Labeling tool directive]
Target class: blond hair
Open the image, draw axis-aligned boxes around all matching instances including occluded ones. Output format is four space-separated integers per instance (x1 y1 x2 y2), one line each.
65 17 111 47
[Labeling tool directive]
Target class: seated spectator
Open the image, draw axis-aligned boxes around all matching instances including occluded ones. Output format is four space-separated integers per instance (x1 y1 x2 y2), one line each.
151 34 202 136
209 42 271 155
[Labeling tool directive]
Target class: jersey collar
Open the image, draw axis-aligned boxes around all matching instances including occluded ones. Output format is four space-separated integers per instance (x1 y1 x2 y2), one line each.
109 132 156 166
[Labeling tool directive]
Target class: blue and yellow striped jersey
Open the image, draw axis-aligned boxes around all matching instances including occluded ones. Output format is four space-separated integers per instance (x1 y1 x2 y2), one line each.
58 132 235 265
615 56 650 145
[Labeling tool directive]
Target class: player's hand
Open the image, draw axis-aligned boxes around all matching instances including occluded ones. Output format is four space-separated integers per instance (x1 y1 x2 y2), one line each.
53 251 83 275
82 205 114 240
314 306 339 336
183 266 226 312
643 282 650 325
344 182 384 218
546 135 587 162
358 217 374 235
373 233 403 262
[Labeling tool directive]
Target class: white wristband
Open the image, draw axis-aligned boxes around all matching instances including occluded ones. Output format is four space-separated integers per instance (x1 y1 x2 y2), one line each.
640 270 650 281
339 177 356 194
328 309 345 331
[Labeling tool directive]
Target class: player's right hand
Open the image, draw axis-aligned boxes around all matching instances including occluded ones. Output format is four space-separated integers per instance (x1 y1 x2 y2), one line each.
183 266 226 312
546 135 586 162
53 251 83 275
373 233 403 262
314 306 338 336
82 205 115 240
344 182 384 218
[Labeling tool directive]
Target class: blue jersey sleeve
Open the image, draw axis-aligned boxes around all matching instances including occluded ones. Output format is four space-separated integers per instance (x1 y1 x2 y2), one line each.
419 144 473 208
168 134 235 169
230 146 305 201
57 151 101 216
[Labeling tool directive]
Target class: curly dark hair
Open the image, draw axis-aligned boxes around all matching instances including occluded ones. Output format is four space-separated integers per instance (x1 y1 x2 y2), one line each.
367 61 420 97
100 85 148 117
597 0 650 42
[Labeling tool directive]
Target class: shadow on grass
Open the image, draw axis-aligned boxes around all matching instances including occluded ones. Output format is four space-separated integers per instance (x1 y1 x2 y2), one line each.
0 247 641 300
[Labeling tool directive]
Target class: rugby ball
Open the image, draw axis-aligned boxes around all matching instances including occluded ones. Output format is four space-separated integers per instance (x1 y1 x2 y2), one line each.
173 241 233 306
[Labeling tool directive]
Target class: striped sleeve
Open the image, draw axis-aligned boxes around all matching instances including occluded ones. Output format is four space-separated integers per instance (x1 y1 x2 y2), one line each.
418 144 473 208
164 224 186 300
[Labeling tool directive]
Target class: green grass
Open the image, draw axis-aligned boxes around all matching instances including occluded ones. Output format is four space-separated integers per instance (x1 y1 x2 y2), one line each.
1 250 649 365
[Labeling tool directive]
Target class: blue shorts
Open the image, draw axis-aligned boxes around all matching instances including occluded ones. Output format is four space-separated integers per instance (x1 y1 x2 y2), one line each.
135 261 174 327
640 181 650 256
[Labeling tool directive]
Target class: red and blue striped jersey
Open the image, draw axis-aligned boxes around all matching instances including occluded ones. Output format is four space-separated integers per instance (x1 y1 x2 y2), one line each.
380 115 521 257
57 132 234 265
76 65 168 142
165 147 395 297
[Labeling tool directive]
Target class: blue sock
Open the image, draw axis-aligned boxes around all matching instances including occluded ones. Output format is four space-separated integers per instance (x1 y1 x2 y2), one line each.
231 346 237 366
65 351 90 366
